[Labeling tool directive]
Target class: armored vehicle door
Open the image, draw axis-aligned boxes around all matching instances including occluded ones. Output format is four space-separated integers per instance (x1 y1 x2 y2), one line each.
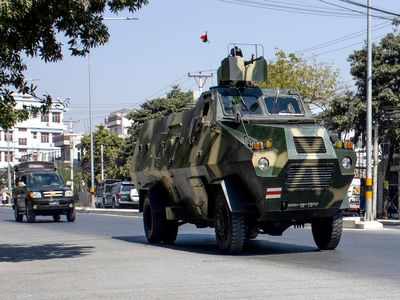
189 92 217 165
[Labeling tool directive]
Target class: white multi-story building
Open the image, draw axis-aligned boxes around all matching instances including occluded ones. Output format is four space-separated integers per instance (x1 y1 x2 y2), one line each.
53 132 82 164
105 109 133 138
0 94 67 169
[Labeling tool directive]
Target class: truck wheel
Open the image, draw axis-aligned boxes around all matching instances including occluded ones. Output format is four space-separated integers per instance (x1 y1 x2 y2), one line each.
26 205 36 223
312 212 343 250
53 215 61 222
162 221 179 244
143 196 164 243
215 195 247 254
67 208 76 222
14 206 23 222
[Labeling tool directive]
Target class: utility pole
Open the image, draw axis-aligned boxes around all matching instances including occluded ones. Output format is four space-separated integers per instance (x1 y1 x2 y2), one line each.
360 0 382 229
188 72 213 97
373 123 379 219
100 144 104 182
70 139 74 193
87 17 138 207
6 130 12 201
88 51 95 206
365 0 373 222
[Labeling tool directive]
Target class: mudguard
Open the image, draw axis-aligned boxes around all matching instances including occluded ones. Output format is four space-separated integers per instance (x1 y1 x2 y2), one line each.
220 177 255 214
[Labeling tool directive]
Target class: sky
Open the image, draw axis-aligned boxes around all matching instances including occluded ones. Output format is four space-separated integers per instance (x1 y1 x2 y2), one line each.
25 0 400 133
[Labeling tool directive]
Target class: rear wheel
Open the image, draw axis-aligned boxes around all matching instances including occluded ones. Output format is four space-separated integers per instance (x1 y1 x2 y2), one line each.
215 194 247 254
143 195 179 244
312 212 343 250
67 208 76 222
14 205 23 222
143 196 163 243
53 215 61 222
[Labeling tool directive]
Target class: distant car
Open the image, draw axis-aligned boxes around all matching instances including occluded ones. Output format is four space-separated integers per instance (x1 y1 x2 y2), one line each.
97 179 119 208
110 181 138 208
13 161 75 223
95 183 105 208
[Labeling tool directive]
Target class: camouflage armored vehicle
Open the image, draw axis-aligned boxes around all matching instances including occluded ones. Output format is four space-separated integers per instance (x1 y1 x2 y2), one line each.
132 47 356 253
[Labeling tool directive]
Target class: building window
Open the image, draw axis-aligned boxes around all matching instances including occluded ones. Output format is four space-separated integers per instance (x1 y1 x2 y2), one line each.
32 132 37 139
5 152 13 162
41 113 49 122
18 138 27 146
52 112 61 123
41 132 49 143
5 131 13 142
18 128 27 132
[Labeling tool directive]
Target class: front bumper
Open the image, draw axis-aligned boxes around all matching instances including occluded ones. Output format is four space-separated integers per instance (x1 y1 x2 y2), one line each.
31 198 74 214
118 196 139 205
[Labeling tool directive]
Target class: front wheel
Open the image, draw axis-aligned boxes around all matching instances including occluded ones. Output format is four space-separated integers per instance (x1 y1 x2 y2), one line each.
67 208 76 222
26 205 36 223
312 212 343 250
53 215 61 222
215 195 247 254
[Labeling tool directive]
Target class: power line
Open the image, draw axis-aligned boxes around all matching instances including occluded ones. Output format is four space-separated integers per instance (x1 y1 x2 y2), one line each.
336 0 400 18
295 21 390 54
318 0 394 20
218 0 366 18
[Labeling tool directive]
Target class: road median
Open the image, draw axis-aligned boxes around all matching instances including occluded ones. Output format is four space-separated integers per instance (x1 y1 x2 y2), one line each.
76 206 141 217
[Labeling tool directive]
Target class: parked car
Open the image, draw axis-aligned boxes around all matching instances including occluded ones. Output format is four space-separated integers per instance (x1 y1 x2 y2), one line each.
109 181 138 208
95 179 119 208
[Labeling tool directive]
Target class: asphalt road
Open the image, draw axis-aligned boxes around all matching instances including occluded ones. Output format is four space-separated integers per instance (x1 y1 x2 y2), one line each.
1 207 400 300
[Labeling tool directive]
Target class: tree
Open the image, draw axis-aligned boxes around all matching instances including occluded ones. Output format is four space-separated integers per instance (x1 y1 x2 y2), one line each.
80 125 128 185
262 49 339 107
0 0 148 130
124 85 193 156
323 22 400 148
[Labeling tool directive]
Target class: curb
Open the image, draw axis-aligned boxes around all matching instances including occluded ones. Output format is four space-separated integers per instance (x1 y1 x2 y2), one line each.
76 207 141 217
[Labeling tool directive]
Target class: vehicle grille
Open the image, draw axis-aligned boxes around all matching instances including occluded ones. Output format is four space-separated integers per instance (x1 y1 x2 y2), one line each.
285 163 334 191
293 137 326 154
43 191 64 198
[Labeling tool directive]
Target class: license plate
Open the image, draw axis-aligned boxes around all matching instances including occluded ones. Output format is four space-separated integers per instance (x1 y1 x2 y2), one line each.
49 201 59 206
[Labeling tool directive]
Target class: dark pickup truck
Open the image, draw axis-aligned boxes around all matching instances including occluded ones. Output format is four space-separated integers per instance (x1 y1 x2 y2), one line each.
12 161 76 223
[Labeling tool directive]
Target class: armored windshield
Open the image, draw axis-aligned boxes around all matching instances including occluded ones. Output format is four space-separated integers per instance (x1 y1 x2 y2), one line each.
219 88 263 116
28 172 64 187
264 96 303 115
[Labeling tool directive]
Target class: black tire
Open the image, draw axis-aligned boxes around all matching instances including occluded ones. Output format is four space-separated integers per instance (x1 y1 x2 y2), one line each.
162 221 179 244
14 205 23 222
312 212 343 250
143 196 163 243
215 195 247 254
26 204 36 223
67 208 76 222
53 215 61 222
112 198 116 209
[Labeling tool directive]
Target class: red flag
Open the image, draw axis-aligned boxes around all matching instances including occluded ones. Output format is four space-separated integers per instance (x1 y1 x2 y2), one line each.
200 32 209 43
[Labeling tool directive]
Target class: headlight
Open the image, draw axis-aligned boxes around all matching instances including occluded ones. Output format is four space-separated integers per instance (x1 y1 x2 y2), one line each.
29 192 42 199
65 190 73 197
342 157 352 169
258 157 269 170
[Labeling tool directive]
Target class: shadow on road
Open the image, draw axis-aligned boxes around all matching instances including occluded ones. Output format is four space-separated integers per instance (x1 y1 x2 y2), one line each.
0 243 94 263
113 233 317 256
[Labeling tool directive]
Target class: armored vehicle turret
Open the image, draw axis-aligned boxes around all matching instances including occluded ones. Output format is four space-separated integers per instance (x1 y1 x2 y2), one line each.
132 47 355 253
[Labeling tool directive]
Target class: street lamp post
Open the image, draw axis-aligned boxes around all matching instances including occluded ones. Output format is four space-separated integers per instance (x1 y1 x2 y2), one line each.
87 16 138 206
